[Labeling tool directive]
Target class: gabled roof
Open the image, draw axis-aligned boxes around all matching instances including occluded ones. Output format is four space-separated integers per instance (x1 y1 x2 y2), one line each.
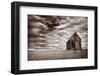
67 32 81 42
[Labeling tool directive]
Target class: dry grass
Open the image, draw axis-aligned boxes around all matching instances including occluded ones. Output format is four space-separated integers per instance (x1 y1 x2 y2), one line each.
28 49 87 61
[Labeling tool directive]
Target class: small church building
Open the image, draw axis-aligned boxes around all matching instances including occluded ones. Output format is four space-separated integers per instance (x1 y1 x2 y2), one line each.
67 32 82 50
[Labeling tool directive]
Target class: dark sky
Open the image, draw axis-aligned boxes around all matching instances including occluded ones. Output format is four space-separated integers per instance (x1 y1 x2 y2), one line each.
28 15 88 50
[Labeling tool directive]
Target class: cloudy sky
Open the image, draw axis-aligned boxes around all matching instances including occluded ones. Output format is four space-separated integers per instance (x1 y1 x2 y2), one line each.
28 15 88 50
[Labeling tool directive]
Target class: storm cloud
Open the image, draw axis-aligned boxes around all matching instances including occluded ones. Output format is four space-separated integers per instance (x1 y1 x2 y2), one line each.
28 15 88 50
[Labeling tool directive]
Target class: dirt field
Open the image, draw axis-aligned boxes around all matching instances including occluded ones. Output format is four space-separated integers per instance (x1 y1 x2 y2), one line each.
28 49 87 61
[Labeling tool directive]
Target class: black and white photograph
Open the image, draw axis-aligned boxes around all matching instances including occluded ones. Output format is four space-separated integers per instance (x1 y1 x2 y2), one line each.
11 1 97 74
28 15 88 61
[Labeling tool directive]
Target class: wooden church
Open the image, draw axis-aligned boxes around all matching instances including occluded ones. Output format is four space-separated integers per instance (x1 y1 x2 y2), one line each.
67 32 82 50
